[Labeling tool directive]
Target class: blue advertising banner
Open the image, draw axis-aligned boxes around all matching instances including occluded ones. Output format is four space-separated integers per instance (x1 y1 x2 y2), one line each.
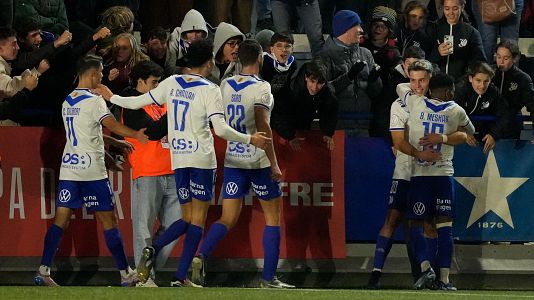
345 138 534 242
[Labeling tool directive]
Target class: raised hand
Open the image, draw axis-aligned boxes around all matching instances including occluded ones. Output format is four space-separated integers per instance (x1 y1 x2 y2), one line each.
37 59 50 74
54 30 72 48
93 27 111 41
108 68 120 81
91 84 114 101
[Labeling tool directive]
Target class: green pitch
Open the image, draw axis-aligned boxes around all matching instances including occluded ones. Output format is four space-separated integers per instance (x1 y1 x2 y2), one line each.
2 287 534 300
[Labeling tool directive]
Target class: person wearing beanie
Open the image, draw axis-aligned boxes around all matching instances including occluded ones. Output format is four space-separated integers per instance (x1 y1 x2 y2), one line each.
255 29 275 53
318 10 382 137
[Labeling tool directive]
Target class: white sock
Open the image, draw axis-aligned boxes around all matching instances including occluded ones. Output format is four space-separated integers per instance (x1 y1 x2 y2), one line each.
420 260 431 272
372 268 382 272
39 265 50 276
440 268 450 284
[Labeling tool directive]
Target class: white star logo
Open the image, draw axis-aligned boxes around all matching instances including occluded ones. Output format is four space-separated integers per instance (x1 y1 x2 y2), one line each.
455 150 528 229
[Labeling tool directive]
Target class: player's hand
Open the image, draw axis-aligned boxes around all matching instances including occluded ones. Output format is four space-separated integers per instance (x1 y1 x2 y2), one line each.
135 128 149 144
92 84 114 101
270 164 282 181
37 59 50 74
419 133 443 147
482 134 496 153
112 139 135 154
104 150 124 172
24 74 38 90
54 30 72 48
466 134 478 147
250 132 271 150
93 27 111 41
289 137 305 151
415 148 441 162
438 42 453 56
323 135 335 151
108 68 120 81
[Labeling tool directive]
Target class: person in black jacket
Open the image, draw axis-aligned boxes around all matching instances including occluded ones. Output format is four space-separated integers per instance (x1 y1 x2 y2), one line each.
271 57 338 150
428 0 486 86
456 61 508 153
492 40 534 140
397 1 433 57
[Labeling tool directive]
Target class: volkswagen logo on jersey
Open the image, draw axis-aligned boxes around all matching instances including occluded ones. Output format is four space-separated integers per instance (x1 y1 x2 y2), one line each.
413 202 426 215
58 189 71 203
178 188 190 200
225 182 239 195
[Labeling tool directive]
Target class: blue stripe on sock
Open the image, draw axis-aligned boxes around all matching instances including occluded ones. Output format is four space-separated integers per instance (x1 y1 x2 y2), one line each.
200 223 229 260
176 224 203 280
41 224 64 266
104 227 129 270
262 225 280 282
154 219 188 254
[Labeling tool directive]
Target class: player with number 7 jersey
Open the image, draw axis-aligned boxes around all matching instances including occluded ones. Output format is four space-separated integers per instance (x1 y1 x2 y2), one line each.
94 39 270 287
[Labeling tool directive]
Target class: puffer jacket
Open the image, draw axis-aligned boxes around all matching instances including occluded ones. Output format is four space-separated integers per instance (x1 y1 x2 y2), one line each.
15 0 69 35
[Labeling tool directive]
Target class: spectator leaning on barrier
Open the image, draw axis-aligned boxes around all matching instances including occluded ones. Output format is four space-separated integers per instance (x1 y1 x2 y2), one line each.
120 60 181 288
14 0 69 36
209 22 245 84
456 61 509 153
318 10 382 136
492 40 534 140
167 9 209 76
271 57 338 151
397 1 434 57
428 0 487 86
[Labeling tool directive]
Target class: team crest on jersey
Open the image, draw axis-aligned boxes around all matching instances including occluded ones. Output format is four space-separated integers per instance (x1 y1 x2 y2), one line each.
413 202 425 215
59 189 71 203
509 82 518 91
225 182 239 195
261 93 270 104
237 78 244 83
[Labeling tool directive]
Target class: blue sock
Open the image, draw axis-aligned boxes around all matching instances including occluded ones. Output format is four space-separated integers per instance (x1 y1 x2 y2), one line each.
437 226 453 268
373 235 393 270
409 226 429 266
199 223 229 260
262 225 280 282
175 224 203 280
153 219 188 254
426 237 438 268
104 227 129 271
40 224 64 266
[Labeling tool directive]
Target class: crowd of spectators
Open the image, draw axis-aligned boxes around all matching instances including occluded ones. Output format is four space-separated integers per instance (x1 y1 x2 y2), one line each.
0 0 533 148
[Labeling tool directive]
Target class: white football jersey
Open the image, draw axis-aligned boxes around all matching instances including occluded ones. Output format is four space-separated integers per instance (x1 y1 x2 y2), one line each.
220 74 273 169
389 98 412 181
406 94 472 176
60 88 112 181
146 74 224 169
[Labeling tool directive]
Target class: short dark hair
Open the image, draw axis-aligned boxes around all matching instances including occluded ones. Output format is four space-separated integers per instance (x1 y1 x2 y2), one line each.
76 54 103 76
238 39 262 67
496 39 520 60
270 32 294 46
129 60 164 85
304 57 327 84
468 61 495 78
403 45 425 60
0 27 17 42
14 18 40 40
185 39 213 68
142 26 168 44
429 72 454 91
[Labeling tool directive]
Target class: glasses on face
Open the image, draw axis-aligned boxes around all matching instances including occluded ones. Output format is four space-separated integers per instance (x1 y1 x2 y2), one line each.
273 43 293 50
225 40 241 48
372 23 388 30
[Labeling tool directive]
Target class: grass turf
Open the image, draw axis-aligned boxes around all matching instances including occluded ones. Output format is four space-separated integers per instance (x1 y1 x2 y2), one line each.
2 287 534 300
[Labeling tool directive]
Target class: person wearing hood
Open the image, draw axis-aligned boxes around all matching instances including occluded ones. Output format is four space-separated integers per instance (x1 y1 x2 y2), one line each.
456 61 508 153
492 40 534 140
428 0 487 86
318 10 382 137
166 9 208 76
209 22 245 85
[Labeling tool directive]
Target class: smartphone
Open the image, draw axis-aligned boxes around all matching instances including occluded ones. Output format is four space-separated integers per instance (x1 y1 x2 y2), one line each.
444 35 454 54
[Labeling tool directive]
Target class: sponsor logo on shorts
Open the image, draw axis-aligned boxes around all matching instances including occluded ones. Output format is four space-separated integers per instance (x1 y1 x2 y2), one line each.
59 189 71 203
413 202 425 215
178 188 190 199
226 182 238 195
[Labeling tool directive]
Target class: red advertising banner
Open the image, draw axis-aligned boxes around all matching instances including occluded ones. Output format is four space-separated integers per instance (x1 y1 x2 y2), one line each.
0 128 345 259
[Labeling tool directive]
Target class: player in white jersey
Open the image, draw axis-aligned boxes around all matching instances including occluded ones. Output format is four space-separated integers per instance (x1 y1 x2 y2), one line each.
35 55 148 287
94 39 270 287
191 40 294 289
396 72 475 291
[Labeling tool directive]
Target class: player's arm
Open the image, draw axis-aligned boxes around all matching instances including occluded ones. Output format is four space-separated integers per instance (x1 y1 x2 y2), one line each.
391 130 440 162
396 82 412 100
101 115 148 144
255 106 281 181
94 78 168 109
419 131 469 147
211 114 270 148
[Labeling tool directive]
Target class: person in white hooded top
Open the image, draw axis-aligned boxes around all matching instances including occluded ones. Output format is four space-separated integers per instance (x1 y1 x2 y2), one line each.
208 22 245 85
166 9 208 76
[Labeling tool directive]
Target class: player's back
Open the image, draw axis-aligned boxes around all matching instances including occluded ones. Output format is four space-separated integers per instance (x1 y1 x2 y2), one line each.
407 97 470 176
157 73 222 169
220 74 272 169
60 88 111 181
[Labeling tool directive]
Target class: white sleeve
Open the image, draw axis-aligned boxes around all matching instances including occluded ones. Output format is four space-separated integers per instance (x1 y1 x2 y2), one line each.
93 96 112 123
210 113 251 144
458 107 475 135
110 76 171 109
254 83 273 111
396 83 412 100
390 100 408 131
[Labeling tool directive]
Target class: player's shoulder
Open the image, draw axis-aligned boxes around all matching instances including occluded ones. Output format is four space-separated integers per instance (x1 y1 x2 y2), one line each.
224 74 269 92
174 73 217 89
65 88 101 106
